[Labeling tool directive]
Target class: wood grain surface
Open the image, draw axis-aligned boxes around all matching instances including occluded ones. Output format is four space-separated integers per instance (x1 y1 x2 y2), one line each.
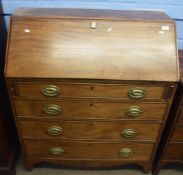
170 124 183 142
5 8 179 173
5 9 178 81
19 120 161 141
15 82 166 99
23 140 154 160
152 50 183 175
163 143 183 160
13 99 167 120
14 8 172 21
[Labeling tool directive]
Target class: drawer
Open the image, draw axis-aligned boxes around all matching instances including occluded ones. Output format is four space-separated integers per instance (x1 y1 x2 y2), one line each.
14 82 167 100
19 120 161 141
14 99 167 120
177 108 183 123
170 125 183 142
164 143 183 160
23 140 154 160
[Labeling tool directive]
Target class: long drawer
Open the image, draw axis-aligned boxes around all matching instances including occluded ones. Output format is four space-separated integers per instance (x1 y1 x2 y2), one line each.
14 82 167 100
177 108 183 123
13 99 167 120
170 124 183 142
19 120 161 141
163 143 183 160
23 140 154 160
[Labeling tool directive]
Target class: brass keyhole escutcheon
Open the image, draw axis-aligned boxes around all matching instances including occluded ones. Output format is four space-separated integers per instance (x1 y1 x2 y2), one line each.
91 21 97 29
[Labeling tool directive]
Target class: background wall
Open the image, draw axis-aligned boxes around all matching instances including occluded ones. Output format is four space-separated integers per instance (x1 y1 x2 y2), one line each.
1 0 183 49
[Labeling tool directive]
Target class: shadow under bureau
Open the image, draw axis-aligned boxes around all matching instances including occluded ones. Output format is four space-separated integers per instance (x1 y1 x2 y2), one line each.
5 8 179 173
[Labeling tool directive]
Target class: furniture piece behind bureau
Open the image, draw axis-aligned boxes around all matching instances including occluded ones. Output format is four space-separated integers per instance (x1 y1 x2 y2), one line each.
0 2 18 175
153 50 183 175
5 8 179 174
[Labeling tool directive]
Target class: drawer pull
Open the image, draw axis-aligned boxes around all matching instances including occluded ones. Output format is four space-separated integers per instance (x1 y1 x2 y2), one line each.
127 106 143 117
128 88 146 99
122 129 138 138
47 126 63 136
44 104 61 115
42 85 60 97
49 147 64 156
119 148 134 157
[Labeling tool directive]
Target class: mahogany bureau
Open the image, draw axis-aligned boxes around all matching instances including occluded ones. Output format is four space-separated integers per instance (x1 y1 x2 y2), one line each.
5 8 179 173
153 51 183 174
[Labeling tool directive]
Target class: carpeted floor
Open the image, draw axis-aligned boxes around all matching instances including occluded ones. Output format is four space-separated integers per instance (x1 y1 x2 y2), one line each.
16 156 183 175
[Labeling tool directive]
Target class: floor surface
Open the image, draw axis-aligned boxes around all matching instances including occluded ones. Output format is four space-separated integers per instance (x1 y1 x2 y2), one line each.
16 156 183 175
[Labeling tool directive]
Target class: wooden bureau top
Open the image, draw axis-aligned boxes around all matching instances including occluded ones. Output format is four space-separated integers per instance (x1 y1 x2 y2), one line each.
14 8 172 21
5 8 179 81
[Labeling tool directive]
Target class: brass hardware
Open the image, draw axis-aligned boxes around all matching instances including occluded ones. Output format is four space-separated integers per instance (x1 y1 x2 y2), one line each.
47 126 63 136
128 88 146 99
119 148 134 157
42 85 60 97
44 104 61 115
122 129 138 138
91 22 97 29
127 106 143 117
49 147 64 156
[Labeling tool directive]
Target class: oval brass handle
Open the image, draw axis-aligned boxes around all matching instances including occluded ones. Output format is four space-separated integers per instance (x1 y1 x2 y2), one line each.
128 88 146 99
49 147 64 156
126 106 143 117
47 126 63 136
42 85 60 97
119 148 134 157
122 129 138 138
44 104 61 115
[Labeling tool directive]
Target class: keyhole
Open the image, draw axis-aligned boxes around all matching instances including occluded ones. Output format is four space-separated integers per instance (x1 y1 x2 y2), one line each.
90 86 94 90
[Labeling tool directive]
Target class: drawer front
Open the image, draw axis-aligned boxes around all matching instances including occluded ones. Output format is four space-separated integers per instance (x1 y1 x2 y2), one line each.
19 120 161 141
14 99 167 120
15 82 166 100
177 108 183 123
164 143 183 160
23 140 154 160
170 125 183 142
7 19 177 81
